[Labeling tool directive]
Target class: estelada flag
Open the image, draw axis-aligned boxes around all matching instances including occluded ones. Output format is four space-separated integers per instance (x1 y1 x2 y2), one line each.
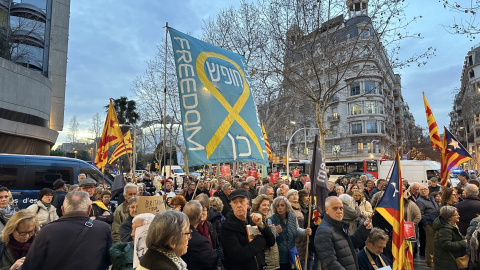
440 127 472 185
94 99 123 172
261 123 272 159
375 154 413 270
108 130 133 164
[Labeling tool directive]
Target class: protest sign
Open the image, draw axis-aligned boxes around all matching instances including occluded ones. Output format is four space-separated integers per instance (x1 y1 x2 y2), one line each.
137 196 166 215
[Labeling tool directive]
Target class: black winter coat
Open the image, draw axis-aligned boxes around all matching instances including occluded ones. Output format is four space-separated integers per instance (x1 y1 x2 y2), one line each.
432 217 467 270
52 190 66 217
415 195 439 226
182 226 218 270
215 191 232 217
456 196 480 235
139 249 178 270
21 212 112 270
207 208 223 242
221 212 275 270
315 214 370 270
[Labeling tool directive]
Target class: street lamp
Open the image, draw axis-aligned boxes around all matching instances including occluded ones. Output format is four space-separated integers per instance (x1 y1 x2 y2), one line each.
460 126 470 170
119 124 136 174
286 127 319 179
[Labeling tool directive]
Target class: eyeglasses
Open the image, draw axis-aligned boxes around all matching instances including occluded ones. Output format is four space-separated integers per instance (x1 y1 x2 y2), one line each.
183 229 193 239
16 230 35 237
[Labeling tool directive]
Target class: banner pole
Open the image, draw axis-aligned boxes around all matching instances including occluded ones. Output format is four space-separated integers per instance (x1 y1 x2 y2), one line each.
162 22 169 178
305 195 313 269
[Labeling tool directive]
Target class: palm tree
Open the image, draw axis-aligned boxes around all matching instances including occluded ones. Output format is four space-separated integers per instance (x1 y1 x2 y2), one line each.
107 97 140 132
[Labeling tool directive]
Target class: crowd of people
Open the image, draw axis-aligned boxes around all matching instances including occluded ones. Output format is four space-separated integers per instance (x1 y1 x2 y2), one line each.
0 170 479 269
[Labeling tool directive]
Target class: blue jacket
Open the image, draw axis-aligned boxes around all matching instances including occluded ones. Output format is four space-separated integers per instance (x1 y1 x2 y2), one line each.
268 212 305 264
415 195 439 226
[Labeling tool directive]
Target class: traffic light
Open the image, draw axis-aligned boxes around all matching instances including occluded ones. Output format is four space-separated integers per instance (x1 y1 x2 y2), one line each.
283 156 287 165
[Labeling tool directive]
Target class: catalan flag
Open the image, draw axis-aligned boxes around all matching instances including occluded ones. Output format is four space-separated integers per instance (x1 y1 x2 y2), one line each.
108 130 133 164
261 123 272 159
440 127 472 185
94 99 123 172
423 93 443 150
375 154 414 270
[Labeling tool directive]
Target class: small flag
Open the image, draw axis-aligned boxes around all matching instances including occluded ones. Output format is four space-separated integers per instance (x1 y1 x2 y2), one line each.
261 123 272 159
108 130 133 164
309 135 329 215
423 93 443 151
94 99 123 172
440 127 472 185
375 154 413 270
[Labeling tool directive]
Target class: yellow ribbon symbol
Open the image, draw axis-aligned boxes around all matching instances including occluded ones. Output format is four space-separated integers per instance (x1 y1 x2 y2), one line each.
196 52 264 160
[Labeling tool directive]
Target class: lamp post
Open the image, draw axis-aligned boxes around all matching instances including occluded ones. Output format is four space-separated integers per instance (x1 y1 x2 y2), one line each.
286 127 319 179
460 126 470 170
119 124 136 174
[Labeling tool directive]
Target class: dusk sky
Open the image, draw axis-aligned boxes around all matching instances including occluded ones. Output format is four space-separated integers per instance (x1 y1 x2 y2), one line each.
55 1 476 148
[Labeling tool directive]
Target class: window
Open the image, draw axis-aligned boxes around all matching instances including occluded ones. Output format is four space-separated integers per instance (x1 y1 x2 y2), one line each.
332 112 339 119
350 83 360 96
366 121 377 133
352 122 362 134
32 167 72 190
357 142 363 153
350 103 362 115
364 81 376 94
380 122 385 134
366 142 371 152
365 101 376 114
0 167 19 189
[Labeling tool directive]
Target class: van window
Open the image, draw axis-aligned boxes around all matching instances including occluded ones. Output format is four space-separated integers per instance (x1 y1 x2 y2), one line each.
0 167 20 189
81 169 111 188
31 167 72 189
426 170 440 180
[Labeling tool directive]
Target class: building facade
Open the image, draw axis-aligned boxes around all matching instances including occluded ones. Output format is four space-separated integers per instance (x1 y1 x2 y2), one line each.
448 44 480 170
0 0 70 155
259 0 415 162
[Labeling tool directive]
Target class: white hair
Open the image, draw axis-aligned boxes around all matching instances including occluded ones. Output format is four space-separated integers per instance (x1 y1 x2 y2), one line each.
63 191 92 214
339 194 356 208
132 213 155 226
464 184 479 196
124 183 138 195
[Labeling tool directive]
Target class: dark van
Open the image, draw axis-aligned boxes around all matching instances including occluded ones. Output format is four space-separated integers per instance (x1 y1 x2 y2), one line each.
0 154 114 209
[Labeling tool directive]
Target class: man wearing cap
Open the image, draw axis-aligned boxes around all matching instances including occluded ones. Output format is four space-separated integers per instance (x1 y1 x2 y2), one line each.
457 171 469 189
221 189 275 270
52 179 67 217
80 178 113 224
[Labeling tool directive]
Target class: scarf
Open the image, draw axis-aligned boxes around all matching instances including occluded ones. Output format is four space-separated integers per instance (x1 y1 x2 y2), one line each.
7 234 34 260
40 200 51 209
0 206 15 225
159 250 187 270
196 222 212 248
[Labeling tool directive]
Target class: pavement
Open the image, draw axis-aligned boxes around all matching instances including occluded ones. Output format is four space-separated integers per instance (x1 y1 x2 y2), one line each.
413 255 431 270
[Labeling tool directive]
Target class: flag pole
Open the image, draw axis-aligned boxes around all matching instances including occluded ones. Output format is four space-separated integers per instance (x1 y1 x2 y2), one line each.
304 135 318 269
162 22 169 178
372 149 400 212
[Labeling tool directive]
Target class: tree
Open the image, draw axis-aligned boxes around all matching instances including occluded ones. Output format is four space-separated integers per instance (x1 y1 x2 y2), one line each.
132 42 189 173
76 150 91 161
89 112 103 140
202 0 433 157
440 1 480 40
107 97 140 133
50 148 65 156
67 116 79 150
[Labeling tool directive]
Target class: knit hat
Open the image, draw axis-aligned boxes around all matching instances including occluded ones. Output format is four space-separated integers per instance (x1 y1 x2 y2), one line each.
53 179 65 190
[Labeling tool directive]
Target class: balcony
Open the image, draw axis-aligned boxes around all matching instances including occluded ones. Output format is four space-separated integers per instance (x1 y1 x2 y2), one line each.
456 105 462 112
393 89 399 96
395 115 401 123
330 96 340 103
327 115 340 121
394 101 399 108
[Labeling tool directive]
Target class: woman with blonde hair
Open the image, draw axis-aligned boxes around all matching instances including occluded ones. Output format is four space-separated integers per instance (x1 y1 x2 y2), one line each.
352 190 373 219
0 210 38 270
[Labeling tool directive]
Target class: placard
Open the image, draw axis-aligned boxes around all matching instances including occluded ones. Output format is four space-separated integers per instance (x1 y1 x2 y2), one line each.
221 164 231 176
133 224 149 268
137 196 166 215
292 169 299 178
270 172 279 183
404 221 416 242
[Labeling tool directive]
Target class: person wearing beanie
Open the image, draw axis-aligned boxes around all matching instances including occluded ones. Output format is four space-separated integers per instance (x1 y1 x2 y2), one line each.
52 179 67 217
27 188 58 227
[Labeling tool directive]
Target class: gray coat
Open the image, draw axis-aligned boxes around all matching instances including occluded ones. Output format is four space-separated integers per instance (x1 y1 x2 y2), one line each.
314 214 370 270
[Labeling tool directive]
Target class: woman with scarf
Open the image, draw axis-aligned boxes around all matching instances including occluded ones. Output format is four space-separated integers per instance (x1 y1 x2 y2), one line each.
0 187 17 234
26 188 58 227
287 190 308 268
0 210 38 270
267 196 312 270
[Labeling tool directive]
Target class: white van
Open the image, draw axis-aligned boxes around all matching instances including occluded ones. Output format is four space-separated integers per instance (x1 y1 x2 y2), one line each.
378 160 440 185
162 165 185 178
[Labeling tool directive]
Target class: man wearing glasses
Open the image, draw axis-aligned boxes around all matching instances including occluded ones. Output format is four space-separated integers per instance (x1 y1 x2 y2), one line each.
415 185 439 267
